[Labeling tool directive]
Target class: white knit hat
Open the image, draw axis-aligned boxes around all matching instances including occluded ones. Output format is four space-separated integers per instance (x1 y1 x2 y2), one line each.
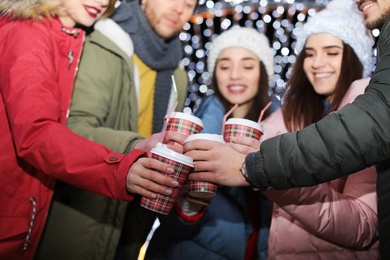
207 27 274 79
295 0 374 77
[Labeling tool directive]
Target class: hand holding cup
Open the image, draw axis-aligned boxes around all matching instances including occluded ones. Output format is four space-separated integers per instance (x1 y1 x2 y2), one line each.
140 143 194 215
184 139 248 187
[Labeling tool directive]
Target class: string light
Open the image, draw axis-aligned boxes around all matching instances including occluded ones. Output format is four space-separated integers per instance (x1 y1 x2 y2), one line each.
183 0 378 112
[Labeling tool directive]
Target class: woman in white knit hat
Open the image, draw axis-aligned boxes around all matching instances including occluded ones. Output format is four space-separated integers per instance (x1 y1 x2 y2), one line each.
145 26 277 260
257 0 379 258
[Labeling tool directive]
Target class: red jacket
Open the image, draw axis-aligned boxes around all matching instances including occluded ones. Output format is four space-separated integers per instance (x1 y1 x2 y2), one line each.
0 17 146 259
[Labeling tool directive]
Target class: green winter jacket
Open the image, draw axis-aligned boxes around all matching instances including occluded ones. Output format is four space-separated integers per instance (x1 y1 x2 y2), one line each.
246 14 390 259
36 19 188 260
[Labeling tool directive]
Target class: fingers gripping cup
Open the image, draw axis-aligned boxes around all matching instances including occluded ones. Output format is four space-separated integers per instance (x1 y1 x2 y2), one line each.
140 143 194 215
165 112 204 147
184 134 225 202
223 118 263 142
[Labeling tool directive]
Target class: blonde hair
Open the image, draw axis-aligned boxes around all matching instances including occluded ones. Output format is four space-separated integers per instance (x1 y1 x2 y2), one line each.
0 0 116 21
0 0 61 20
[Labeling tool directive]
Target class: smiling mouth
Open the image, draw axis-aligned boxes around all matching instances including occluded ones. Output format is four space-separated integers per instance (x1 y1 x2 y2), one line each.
360 2 375 12
84 5 101 18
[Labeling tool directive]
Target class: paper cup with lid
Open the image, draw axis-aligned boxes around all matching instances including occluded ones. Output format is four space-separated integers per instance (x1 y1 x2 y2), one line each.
140 143 194 215
184 133 225 201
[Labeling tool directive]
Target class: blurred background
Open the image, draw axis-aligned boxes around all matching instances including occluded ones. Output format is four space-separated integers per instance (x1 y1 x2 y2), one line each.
180 0 379 113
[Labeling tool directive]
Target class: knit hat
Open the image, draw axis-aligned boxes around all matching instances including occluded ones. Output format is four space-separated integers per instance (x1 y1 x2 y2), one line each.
295 0 374 77
207 27 274 79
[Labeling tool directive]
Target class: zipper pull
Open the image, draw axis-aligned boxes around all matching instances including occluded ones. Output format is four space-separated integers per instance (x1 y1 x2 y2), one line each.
68 50 74 69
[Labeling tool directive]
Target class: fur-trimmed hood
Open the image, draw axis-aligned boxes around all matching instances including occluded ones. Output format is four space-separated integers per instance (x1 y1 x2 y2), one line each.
0 0 61 20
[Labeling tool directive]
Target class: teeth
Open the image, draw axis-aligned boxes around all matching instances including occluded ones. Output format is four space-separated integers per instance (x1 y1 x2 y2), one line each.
86 7 98 14
314 73 331 79
362 3 374 12
229 85 245 91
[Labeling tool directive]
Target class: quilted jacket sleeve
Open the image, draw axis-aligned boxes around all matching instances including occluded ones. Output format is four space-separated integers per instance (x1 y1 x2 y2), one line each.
247 18 390 190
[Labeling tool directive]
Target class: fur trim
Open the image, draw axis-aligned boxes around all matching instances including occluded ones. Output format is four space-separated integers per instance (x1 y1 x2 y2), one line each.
0 0 61 20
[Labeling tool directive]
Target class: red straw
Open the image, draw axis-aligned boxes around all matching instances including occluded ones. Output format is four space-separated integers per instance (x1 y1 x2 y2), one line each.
258 101 272 124
221 104 239 135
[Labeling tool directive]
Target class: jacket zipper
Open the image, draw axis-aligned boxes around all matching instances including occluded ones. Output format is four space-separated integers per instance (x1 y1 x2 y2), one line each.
21 197 37 255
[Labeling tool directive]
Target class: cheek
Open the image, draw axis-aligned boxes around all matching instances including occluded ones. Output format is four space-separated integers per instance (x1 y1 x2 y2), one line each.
216 71 227 86
303 60 311 75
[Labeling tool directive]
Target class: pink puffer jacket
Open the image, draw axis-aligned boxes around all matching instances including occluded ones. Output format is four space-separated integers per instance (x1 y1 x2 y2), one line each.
261 78 379 259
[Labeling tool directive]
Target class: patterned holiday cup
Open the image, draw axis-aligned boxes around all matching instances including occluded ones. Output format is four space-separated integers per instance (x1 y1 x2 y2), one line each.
184 133 225 201
140 143 194 215
223 118 263 143
165 112 204 147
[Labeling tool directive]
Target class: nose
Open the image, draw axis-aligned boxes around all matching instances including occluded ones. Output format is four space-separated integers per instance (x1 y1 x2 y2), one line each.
311 54 326 68
230 65 241 80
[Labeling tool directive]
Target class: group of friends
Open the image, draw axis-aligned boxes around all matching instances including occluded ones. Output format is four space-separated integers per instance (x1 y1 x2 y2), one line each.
1 0 390 259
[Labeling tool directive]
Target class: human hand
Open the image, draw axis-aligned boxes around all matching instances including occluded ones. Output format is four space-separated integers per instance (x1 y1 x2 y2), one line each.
134 133 162 155
184 140 249 187
163 131 188 153
126 157 179 199
228 136 261 155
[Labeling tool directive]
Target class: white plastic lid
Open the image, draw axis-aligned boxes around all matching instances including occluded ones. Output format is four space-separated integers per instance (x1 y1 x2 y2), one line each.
151 143 194 167
184 133 226 144
168 112 204 127
225 118 263 132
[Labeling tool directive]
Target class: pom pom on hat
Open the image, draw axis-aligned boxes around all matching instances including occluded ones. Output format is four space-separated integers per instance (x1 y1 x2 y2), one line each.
295 0 374 77
207 27 274 80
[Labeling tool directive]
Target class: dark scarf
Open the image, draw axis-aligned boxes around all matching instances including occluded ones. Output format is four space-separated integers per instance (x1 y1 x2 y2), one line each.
111 0 183 133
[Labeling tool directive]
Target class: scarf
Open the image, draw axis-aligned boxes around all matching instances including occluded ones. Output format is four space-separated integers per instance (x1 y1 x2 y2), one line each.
111 0 183 133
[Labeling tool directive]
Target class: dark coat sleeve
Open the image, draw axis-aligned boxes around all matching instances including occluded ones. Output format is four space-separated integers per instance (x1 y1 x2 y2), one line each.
248 17 390 191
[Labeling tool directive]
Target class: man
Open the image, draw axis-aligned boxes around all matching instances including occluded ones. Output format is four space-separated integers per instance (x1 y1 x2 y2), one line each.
35 0 199 259
184 0 390 258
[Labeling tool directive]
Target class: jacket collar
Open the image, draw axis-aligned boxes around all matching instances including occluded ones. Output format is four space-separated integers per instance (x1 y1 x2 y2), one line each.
94 18 134 57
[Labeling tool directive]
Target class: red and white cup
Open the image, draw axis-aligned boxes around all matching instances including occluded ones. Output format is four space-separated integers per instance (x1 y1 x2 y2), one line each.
223 118 263 143
140 143 194 215
165 112 204 147
184 133 225 204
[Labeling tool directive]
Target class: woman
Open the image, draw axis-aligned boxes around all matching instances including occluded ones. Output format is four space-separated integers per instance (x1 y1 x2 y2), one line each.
0 0 179 258
145 26 277 260
259 0 379 258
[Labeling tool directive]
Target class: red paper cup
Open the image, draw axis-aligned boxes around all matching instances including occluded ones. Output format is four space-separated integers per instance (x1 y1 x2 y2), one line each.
223 118 263 142
140 143 194 215
184 133 225 200
165 112 204 147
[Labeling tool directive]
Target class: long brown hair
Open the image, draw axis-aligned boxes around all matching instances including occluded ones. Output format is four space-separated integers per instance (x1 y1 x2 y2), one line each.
282 43 363 131
212 61 271 122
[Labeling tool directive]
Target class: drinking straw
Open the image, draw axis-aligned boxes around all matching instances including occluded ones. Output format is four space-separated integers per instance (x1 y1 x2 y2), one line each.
257 101 272 123
221 104 239 135
159 101 179 144
171 75 178 101
159 76 179 144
